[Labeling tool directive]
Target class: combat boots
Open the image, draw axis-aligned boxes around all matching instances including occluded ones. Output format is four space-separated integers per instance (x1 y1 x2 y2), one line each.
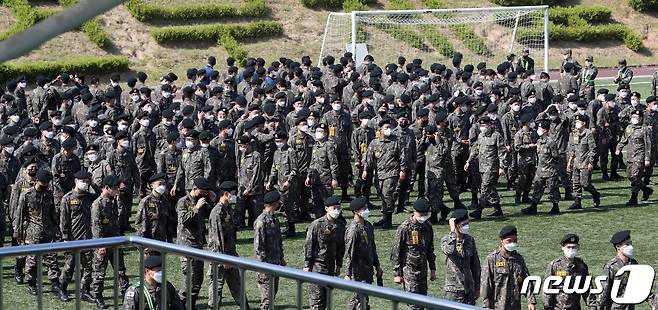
487 204 504 217
514 192 522 205
57 281 70 302
642 187 653 202
521 202 538 215
429 212 439 225
548 203 560 215
284 222 296 238
521 192 531 203
81 285 95 303
95 294 107 309
27 281 37 296
564 190 574 201
626 192 639 206
469 208 482 220
592 191 601 208
568 198 582 210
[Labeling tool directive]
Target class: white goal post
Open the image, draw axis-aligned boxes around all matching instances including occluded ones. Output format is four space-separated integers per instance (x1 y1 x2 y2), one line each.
319 5 549 73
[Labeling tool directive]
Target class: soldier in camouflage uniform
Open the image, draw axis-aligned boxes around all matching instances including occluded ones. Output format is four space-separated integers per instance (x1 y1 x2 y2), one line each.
481 226 536 310
322 98 353 200
351 111 375 203
303 196 345 310
288 115 315 221
0 137 19 246
132 111 157 198
105 131 141 233
174 129 212 194
254 190 286 310
13 169 66 300
363 118 409 229
10 157 38 284
207 181 251 309
500 100 522 191
156 132 182 241
343 196 382 310
59 170 95 303
579 55 598 101
522 120 561 215
266 130 298 237
122 255 183 310
543 234 590 310
466 116 507 219
567 114 601 210
176 177 216 306
513 113 538 204
447 98 471 193
613 59 633 87
135 173 171 241
390 198 436 310
91 175 130 309
51 138 81 221
236 135 264 228
616 110 653 206
440 209 480 305
591 230 650 310
306 124 339 218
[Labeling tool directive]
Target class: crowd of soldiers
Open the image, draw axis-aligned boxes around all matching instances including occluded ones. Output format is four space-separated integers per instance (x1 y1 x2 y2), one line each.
0 48 657 309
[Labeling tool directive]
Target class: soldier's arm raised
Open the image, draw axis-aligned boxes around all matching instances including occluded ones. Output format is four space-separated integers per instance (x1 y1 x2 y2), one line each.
439 234 457 255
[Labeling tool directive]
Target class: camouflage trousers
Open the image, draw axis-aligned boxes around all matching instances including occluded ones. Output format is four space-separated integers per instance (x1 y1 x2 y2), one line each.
24 238 60 284
179 255 204 302
479 171 500 207
572 168 597 199
444 290 476 305
256 272 279 310
426 168 460 212
60 250 93 287
118 188 134 233
627 162 648 194
452 148 469 191
516 158 536 194
92 248 129 295
402 265 428 310
377 177 399 214
531 175 561 204
207 263 246 308
310 182 333 218
236 194 263 227
347 279 371 310
557 154 572 193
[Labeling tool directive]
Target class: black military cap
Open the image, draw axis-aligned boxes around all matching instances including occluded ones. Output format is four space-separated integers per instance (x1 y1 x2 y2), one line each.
610 230 631 245
104 90 116 99
182 86 194 97
416 108 430 118
61 138 77 149
104 126 118 136
115 130 129 141
81 92 93 103
74 170 92 179
110 73 121 82
567 94 579 102
22 127 38 137
185 129 199 139
0 137 11 146
473 81 483 89
519 113 533 124
140 87 152 96
136 71 148 81
161 84 173 92
647 96 657 103
396 111 410 120
507 72 517 79
424 124 437 134
199 130 212 141
538 119 551 129
499 225 517 239
136 111 149 120
435 111 448 123
631 109 643 117
36 169 52 183
236 135 252 145
117 113 132 122
262 102 275 114
358 110 374 119
597 88 609 94
546 105 558 114
181 118 195 129
144 255 162 269
85 144 100 153
426 93 440 103
199 105 213 113
165 131 179 142
509 87 521 95
161 109 175 118
378 117 392 127
478 116 492 124
324 195 341 207
264 190 281 204
193 177 212 190
451 209 468 223
217 119 231 130
148 173 166 183
574 114 589 123
617 83 630 91
187 68 198 77
39 121 53 131
218 181 238 191
561 233 579 245
413 198 430 212
486 104 497 113
347 196 367 211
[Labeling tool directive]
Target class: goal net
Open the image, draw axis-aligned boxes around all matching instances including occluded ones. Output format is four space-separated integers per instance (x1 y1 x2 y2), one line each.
319 6 549 72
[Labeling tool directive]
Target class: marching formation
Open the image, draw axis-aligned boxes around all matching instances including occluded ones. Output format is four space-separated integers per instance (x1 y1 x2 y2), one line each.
0 50 657 309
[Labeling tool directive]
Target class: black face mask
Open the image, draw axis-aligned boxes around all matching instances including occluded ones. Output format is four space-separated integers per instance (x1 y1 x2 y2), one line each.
27 170 37 177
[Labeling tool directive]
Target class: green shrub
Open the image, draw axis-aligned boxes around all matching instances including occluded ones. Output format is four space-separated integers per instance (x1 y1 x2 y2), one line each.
34 8 57 22
550 6 612 25
56 0 111 48
516 23 643 51
218 33 248 67
125 0 268 21
342 0 369 12
628 0 658 12
490 0 559 5
0 0 37 40
0 56 129 82
150 21 283 43
418 0 446 9
418 25 454 57
448 25 491 56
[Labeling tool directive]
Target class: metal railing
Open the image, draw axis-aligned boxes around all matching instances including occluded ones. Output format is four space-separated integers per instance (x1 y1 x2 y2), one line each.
0 236 482 310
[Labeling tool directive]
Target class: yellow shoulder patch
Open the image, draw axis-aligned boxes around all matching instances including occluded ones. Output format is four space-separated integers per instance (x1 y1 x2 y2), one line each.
495 261 506 267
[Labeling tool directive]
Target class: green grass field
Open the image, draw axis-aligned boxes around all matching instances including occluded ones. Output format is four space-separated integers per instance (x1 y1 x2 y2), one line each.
2 77 658 309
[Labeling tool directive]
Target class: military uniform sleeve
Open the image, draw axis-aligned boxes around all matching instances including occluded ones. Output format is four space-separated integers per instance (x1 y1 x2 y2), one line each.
327 143 339 180
203 149 212 180
174 153 185 190
130 155 141 190
520 257 536 304
335 223 346 269
645 127 652 162
135 198 147 238
481 255 495 309
616 126 629 154
390 224 405 277
398 139 410 172
303 222 317 269
268 156 279 184
426 225 436 271
245 153 262 194
59 196 71 241
364 141 375 174
177 198 198 226
471 239 481 293
497 133 507 169
586 131 596 164
440 233 457 255
343 225 356 277
253 218 267 261
13 190 27 240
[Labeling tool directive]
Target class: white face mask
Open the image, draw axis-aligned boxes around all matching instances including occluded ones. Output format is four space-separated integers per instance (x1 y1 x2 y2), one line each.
155 184 166 195
277 100 286 107
563 247 578 259
88 120 98 128
87 154 98 162
608 101 616 108
152 271 163 283
537 128 545 136
549 115 558 121
460 104 468 112
631 100 638 106
388 103 396 110
490 95 497 103
275 142 285 148
622 244 634 258
118 124 128 131
163 92 172 98
226 128 234 136
511 105 520 112
332 103 341 111
200 143 209 148
503 242 518 252
228 194 237 204
238 146 246 152
415 215 429 224
9 115 19 123
5 146 14 154
598 95 606 101
45 131 54 139
360 119 369 127
131 95 140 102
631 118 640 125
163 120 172 126
569 103 577 110
300 125 309 133
575 122 584 129
488 114 497 120
653 105 658 112
459 224 470 235
315 132 325 140
328 208 341 219
250 128 258 136
140 119 150 127
359 208 370 221
479 126 487 132
53 119 62 126
528 97 537 104
18 82 27 89
205 115 215 121
307 119 316 127
620 92 629 98
185 140 194 149
77 180 89 191
383 128 392 137
578 109 586 115
120 140 130 148
111 82 119 87
475 90 483 96
175 141 183 150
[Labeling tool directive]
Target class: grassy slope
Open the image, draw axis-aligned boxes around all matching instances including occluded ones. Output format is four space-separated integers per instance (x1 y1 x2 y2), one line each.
1 80 656 309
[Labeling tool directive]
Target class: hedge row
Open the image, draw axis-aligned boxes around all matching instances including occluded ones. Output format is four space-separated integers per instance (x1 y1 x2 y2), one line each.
628 0 658 12
218 33 248 67
418 25 455 57
419 0 446 9
342 0 368 12
490 0 560 5
0 56 129 83
150 21 283 43
56 0 111 48
550 6 612 25
0 0 37 41
303 0 375 9
516 23 643 51
448 25 491 56
125 0 268 21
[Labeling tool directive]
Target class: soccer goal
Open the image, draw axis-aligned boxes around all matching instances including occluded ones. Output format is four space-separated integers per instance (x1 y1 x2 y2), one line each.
319 6 549 72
